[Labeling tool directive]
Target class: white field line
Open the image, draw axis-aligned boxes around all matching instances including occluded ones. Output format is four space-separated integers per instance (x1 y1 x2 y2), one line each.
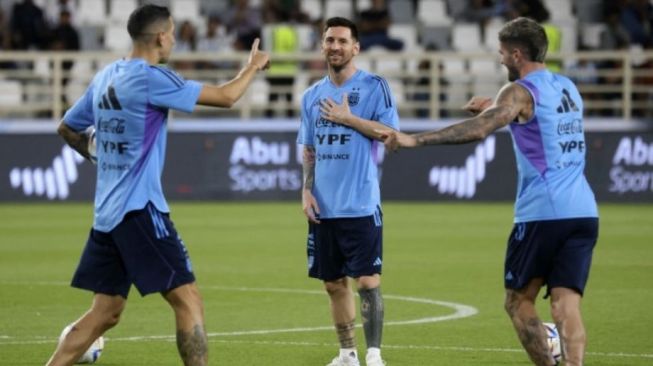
1 284 651 360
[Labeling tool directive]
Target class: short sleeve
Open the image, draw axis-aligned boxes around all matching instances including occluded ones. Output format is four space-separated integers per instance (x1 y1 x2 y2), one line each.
297 93 314 145
63 82 94 131
369 77 400 131
147 66 202 113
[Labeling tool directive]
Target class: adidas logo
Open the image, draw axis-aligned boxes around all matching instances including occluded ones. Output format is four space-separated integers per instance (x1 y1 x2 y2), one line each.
556 88 579 114
98 85 122 110
428 135 495 198
505 271 514 281
373 257 383 266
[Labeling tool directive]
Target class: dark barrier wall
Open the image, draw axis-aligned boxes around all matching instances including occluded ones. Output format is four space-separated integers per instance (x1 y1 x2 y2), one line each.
2 128 653 202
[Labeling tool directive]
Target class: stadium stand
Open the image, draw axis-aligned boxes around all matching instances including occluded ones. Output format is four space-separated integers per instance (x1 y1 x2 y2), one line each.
0 0 651 119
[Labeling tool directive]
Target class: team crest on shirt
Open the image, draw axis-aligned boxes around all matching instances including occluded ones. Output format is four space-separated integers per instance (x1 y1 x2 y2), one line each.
348 88 360 106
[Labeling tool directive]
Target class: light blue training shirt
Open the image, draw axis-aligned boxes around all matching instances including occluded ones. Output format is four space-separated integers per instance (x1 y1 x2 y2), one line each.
63 59 202 232
297 69 400 218
510 69 598 223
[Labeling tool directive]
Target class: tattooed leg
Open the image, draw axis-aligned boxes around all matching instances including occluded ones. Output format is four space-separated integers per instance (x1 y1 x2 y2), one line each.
505 282 557 366
164 283 208 366
177 324 208 366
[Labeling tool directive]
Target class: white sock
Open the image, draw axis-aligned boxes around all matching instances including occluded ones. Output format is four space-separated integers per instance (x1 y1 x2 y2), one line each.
367 347 381 357
340 348 357 359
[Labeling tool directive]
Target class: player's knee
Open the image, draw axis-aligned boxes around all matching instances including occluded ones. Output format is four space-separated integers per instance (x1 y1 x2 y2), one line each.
324 278 348 296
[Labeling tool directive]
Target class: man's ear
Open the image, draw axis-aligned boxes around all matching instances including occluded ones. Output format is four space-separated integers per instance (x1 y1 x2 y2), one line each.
156 32 164 47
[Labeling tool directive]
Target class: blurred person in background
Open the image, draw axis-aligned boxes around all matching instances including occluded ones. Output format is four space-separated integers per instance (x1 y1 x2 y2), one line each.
46 4 269 366
380 18 598 366
10 0 49 50
357 0 403 51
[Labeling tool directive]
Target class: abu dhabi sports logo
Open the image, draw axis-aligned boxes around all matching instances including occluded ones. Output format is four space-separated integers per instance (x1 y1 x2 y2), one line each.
9 145 86 200
428 135 496 198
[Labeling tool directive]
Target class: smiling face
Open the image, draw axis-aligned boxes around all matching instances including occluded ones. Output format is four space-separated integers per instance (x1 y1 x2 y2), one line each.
321 26 360 72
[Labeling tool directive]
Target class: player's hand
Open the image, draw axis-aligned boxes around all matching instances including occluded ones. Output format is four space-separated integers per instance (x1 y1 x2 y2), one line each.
302 189 321 224
247 38 270 71
376 129 419 152
463 96 493 115
320 94 352 126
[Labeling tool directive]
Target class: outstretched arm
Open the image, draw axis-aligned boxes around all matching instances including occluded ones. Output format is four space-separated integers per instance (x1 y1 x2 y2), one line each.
381 82 532 150
196 38 270 108
302 145 321 224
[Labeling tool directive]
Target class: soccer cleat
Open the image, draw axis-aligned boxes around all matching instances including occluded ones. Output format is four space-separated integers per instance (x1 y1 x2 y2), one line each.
365 353 386 366
326 354 361 366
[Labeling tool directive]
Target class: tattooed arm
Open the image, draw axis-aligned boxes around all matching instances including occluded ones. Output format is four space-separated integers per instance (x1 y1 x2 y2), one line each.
302 145 321 223
57 121 93 161
380 82 533 150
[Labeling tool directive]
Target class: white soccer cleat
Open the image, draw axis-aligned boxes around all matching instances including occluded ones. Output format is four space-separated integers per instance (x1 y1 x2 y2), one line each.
365 352 386 366
326 354 361 366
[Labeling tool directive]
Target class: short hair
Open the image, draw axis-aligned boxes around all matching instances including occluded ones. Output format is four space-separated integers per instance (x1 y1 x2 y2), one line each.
498 17 548 63
127 4 171 41
324 17 359 41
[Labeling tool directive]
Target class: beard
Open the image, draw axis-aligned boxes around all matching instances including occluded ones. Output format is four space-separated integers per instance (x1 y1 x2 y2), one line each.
506 65 520 81
326 52 352 72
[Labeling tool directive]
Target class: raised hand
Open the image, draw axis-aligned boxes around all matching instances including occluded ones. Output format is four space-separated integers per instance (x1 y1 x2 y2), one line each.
248 38 270 71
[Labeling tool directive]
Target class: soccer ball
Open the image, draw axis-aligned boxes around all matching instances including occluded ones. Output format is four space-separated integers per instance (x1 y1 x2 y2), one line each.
59 324 104 364
543 322 562 364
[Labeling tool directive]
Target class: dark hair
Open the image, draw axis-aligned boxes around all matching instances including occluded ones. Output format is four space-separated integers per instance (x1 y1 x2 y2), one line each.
498 17 548 62
324 17 359 41
127 4 171 41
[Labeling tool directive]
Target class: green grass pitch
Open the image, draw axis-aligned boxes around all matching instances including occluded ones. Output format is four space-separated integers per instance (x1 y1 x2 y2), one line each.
1 202 652 365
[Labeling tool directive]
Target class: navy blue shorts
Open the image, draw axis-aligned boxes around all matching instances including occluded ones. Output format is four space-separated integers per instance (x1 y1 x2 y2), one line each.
504 218 599 297
71 202 195 298
307 210 383 281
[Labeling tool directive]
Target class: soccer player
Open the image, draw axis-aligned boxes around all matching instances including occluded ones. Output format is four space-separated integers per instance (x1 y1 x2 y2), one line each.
46 5 269 366
379 17 598 366
298 17 399 366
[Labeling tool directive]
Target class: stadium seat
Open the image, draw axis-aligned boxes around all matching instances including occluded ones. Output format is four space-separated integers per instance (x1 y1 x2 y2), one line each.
109 0 137 23
388 0 415 24
358 0 372 11
301 0 323 21
325 0 353 19
581 23 606 49
389 24 418 51
244 78 270 107
420 26 451 50
295 24 314 52
171 0 200 23
452 23 481 52
292 72 310 107
104 22 132 51
417 0 452 26
544 0 574 22
77 0 107 26
0 80 23 108
482 17 503 52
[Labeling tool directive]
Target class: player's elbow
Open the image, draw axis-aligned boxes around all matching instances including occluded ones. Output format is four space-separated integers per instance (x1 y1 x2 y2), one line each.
56 121 70 138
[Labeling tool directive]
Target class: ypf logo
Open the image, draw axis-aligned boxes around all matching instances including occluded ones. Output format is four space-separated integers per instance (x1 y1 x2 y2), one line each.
428 135 496 198
8 145 86 200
